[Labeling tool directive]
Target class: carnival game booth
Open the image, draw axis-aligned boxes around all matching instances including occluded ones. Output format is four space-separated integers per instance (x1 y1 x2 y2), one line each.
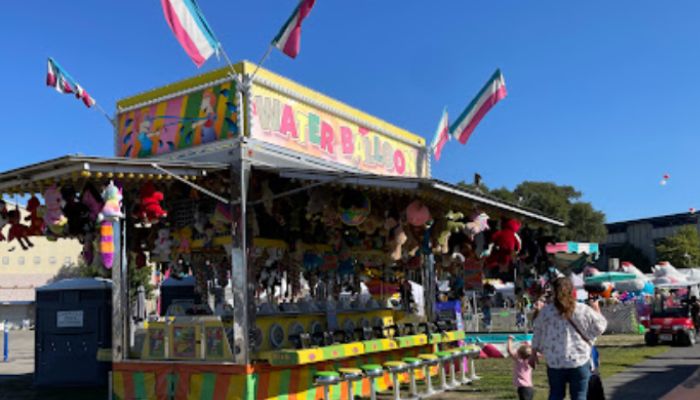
0 62 562 400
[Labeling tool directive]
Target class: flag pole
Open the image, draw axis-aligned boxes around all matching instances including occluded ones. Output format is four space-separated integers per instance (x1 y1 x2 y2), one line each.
93 102 116 127
248 45 274 82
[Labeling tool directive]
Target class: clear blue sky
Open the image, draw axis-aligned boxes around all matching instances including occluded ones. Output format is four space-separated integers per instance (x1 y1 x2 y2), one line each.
2 1 699 222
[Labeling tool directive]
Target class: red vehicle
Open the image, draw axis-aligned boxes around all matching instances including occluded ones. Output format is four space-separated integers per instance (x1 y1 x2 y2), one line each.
645 282 699 347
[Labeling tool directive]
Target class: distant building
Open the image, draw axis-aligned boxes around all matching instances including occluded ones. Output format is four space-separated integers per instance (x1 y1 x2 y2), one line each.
0 205 82 328
603 212 700 268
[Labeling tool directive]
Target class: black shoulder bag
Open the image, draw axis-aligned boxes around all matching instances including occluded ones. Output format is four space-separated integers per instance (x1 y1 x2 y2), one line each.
567 317 605 400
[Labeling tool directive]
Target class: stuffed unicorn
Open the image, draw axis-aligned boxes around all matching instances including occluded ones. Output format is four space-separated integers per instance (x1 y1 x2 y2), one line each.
98 181 124 269
465 212 490 239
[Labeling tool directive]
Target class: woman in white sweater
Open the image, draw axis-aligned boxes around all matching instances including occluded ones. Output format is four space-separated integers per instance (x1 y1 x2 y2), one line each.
531 277 608 400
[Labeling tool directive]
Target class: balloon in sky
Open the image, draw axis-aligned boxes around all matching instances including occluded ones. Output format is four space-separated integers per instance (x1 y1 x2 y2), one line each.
690 208 696 214
660 173 670 186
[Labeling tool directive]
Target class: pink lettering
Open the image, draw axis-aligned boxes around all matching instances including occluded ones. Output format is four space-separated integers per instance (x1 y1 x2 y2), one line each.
320 121 334 154
279 105 298 138
340 127 354 154
393 150 406 175
359 127 369 136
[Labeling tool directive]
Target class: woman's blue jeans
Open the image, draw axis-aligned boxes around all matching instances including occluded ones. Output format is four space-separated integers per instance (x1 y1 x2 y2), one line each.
547 363 591 400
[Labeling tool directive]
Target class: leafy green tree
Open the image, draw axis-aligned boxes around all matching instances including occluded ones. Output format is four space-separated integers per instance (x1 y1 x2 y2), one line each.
457 180 607 243
564 202 606 243
655 225 700 268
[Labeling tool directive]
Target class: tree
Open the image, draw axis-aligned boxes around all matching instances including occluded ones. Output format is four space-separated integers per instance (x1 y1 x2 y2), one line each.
457 180 607 243
655 225 700 268
564 202 606 243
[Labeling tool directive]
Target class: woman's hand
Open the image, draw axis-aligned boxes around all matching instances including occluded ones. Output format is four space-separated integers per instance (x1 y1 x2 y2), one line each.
589 299 601 313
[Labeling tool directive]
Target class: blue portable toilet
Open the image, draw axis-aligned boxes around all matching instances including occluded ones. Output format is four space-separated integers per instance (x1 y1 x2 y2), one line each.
34 278 112 387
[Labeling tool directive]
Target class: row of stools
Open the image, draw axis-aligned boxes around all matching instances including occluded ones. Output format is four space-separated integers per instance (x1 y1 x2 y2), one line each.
314 345 481 400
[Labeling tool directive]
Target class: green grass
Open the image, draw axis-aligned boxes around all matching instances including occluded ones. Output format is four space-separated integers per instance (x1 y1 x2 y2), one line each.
454 334 669 400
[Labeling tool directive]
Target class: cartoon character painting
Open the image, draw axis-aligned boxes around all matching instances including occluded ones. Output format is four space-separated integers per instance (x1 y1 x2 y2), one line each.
192 91 217 144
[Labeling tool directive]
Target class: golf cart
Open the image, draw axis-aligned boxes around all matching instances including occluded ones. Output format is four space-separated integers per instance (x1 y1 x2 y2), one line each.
645 281 700 347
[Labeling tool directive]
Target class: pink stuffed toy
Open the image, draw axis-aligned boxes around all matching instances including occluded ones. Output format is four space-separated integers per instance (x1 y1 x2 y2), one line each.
405 200 431 227
486 219 522 270
135 182 167 224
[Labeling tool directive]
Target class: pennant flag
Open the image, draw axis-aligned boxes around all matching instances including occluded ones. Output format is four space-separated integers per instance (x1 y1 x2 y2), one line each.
431 108 450 161
46 58 96 108
450 69 507 145
160 0 220 67
272 0 316 59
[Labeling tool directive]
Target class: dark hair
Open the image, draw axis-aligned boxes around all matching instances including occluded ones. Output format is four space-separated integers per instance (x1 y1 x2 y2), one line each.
552 277 576 319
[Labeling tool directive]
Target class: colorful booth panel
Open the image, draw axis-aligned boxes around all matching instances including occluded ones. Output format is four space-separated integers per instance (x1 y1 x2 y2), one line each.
114 344 435 400
361 339 397 354
170 323 201 360
142 322 167 360
395 334 428 348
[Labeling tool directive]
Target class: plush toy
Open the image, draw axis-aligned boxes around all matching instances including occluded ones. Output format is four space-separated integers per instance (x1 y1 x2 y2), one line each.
465 212 490 239
43 185 67 236
24 196 45 236
173 227 193 255
386 218 407 261
81 232 96 266
134 182 167 225
81 183 104 221
434 211 467 254
152 228 172 263
7 208 33 250
98 181 124 269
210 203 232 233
486 218 522 270
0 202 7 241
61 186 92 236
405 200 432 227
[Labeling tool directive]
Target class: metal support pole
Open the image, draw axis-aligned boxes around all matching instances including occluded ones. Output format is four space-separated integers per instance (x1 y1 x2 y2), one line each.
111 220 127 361
3 320 8 362
230 158 252 364
424 254 436 322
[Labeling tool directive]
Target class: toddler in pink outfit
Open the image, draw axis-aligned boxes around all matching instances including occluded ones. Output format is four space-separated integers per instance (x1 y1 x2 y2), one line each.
508 335 534 400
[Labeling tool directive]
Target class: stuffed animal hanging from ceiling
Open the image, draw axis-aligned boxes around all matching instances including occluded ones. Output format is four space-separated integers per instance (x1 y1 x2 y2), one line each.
98 181 124 269
0 200 9 241
486 218 522 272
61 186 92 237
24 196 45 236
134 182 167 226
465 212 490 239
7 207 33 250
152 228 172 263
81 182 104 221
43 185 67 237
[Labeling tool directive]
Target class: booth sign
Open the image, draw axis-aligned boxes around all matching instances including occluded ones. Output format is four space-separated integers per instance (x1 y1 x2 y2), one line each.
250 84 423 177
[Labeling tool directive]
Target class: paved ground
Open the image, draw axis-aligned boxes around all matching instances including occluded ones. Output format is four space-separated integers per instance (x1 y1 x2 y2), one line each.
3 329 700 399
603 343 700 400
0 331 105 400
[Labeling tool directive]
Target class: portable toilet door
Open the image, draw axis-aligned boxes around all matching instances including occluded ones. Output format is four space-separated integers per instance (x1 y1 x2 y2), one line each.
34 278 112 387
